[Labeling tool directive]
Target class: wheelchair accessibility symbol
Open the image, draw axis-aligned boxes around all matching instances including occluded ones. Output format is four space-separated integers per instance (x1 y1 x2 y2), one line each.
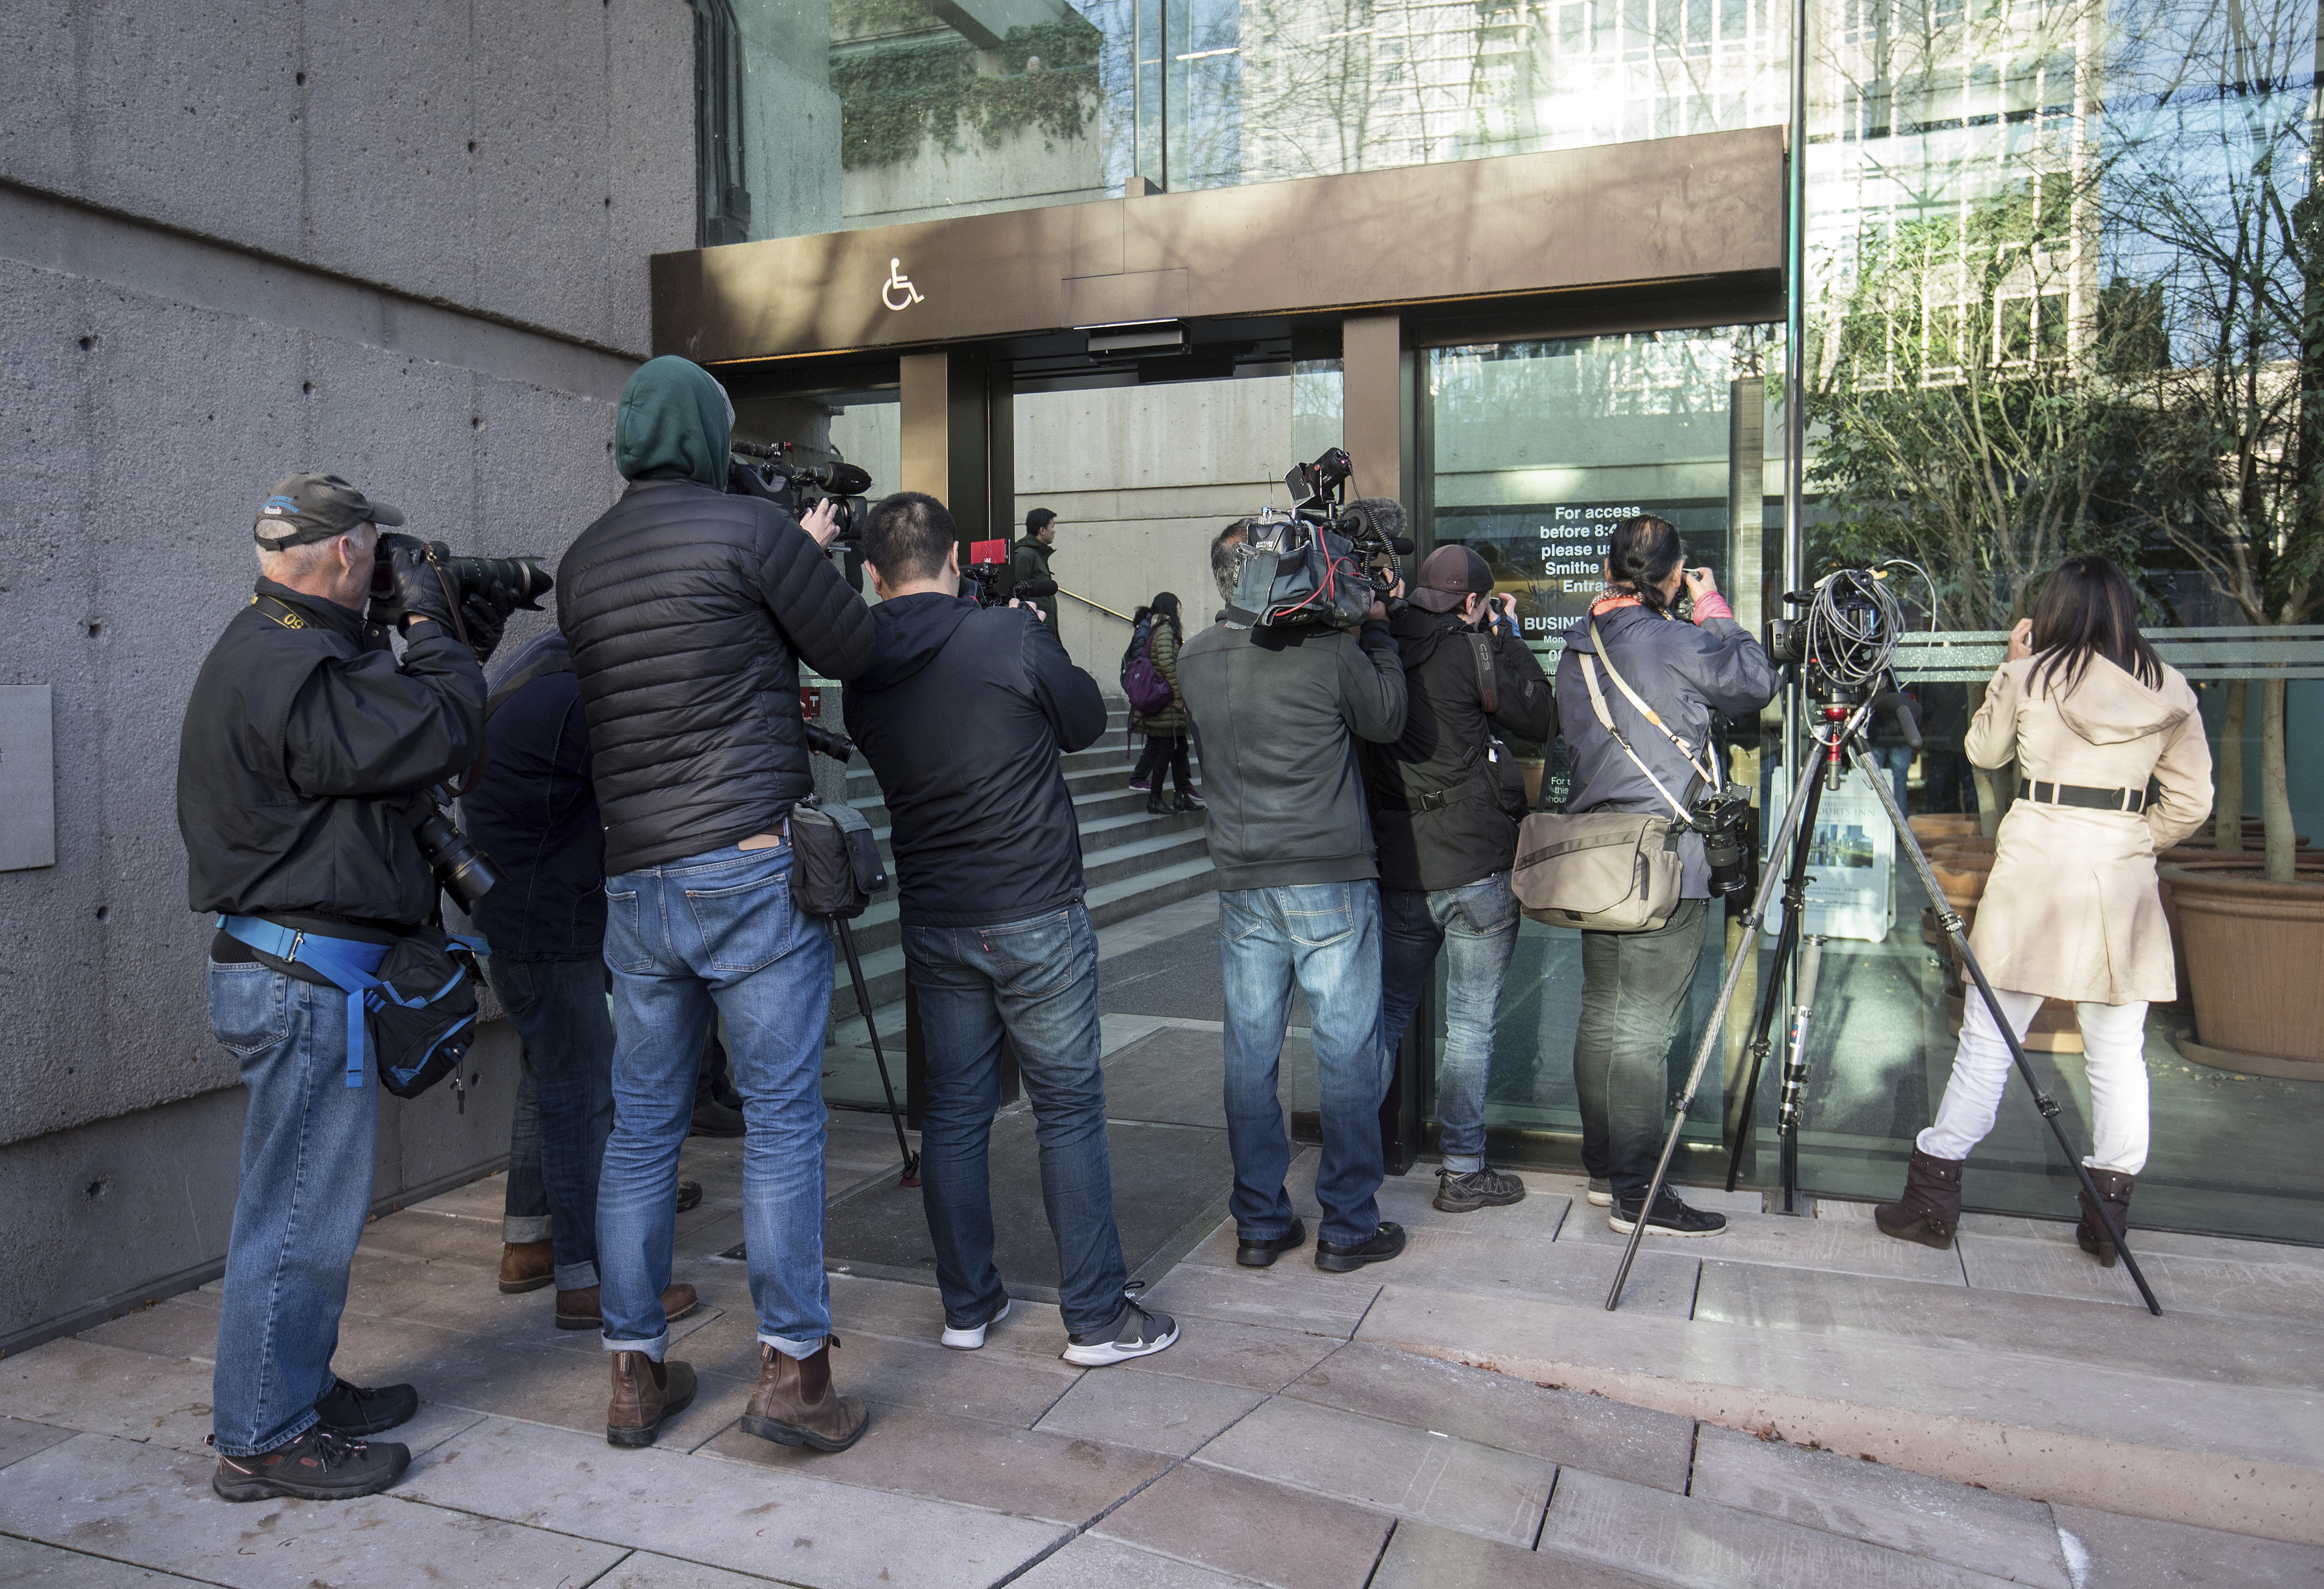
882 258 925 311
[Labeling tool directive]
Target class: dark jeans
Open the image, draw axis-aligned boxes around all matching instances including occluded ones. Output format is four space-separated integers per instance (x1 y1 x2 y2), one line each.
1132 733 1193 797
1921 750 1976 814
207 964 377 1456
1574 897 1710 1205
904 903 1127 1336
488 956 616 1291
1219 881 1389 1248
1381 874 1521 1174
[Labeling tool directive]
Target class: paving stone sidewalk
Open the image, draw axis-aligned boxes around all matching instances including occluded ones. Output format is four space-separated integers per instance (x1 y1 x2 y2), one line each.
4 1082 2321 1586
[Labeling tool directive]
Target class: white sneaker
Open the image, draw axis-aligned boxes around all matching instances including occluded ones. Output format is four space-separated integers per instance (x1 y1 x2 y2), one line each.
940 1297 1010 1350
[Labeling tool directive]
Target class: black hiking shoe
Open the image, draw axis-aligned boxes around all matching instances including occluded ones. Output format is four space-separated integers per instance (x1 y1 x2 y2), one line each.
212 1425 409 1502
1433 1165 1527 1213
1609 1191 1727 1237
1314 1221 1407 1272
312 1377 418 1437
1235 1217 1307 1268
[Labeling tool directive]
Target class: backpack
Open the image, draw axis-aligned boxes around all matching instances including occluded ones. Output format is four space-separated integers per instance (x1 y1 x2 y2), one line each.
1122 622 1174 716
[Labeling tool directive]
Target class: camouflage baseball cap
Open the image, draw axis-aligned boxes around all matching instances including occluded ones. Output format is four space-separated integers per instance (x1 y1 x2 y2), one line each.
253 472 404 550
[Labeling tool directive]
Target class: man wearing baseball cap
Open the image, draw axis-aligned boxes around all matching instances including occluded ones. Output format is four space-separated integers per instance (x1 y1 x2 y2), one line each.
178 472 501 1502
1364 544 1554 1213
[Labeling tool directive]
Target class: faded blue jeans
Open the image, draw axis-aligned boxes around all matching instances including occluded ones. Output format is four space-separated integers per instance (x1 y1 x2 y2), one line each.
488 956 615 1290
599 839 834 1361
1381 873 1522 1174
1218 881 1390 1249
207 963 379 1456
905 903 1128 1336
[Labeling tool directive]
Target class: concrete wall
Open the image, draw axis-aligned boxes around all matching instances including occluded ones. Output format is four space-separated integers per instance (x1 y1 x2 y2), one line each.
0 0 695 1353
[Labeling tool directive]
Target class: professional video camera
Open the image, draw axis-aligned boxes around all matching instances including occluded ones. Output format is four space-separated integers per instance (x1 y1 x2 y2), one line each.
729 440 873 543
1229 448 1415 631
1763 567 1922 757
964 538 1011 607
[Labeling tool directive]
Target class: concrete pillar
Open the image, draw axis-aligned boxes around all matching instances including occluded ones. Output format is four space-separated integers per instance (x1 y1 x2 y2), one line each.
1341 313 1414 507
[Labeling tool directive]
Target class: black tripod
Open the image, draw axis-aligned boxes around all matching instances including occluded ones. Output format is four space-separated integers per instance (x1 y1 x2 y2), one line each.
1605 691 2162 1315
834 915 920 1188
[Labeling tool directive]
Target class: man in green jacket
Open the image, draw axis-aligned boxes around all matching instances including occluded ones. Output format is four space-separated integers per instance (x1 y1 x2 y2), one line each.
1010 509 1062 644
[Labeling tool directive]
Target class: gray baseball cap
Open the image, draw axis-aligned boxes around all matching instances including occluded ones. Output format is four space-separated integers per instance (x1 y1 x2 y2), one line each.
1408 544 1494 613
253 472 404 550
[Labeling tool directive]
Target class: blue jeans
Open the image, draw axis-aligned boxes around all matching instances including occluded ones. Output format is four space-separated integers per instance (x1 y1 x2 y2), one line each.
1218 881 1390 1249
1381 874 1522 1174
1865 743 1912 812
599 840 834 1360
488 956 615 1290
207 964 379 1456
904 904 1128 1336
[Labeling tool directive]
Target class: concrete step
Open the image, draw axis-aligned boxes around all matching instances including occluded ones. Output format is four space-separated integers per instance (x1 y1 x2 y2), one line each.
1351 1176 2324 1550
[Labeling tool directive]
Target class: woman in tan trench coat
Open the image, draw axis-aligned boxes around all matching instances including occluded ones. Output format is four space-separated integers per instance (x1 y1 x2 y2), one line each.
1876 556 2212 1262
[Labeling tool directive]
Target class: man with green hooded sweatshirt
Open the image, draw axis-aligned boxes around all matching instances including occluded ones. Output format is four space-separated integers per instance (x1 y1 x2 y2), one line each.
557 356 879 1453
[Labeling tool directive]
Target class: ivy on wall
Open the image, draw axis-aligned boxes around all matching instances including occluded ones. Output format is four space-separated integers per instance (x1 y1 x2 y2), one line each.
831 2 1101 170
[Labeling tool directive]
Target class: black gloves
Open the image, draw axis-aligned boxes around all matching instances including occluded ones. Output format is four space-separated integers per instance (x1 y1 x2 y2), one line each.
372 533 459 633
459 588 514 666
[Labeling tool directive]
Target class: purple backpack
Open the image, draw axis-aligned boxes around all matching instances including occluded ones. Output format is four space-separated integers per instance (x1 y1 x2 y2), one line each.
1122 622 1173 715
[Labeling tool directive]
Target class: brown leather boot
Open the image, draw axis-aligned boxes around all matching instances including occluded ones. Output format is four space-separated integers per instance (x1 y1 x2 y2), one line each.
555 1283 701 1332
605 1352 696 1448
498 1240 555 1294
739 1338 868 1453
1873 1148 1965 1250
2076 1170 2135 1268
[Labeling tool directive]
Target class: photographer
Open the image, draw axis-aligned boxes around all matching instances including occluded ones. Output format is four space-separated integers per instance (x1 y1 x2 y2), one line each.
1875 555 2211 1259
179 472 508 1502
1179 522 1409 1274
1365 547 1556 1214
841 492 1177 1368
558 356 878 1453
1557 516 1775 1239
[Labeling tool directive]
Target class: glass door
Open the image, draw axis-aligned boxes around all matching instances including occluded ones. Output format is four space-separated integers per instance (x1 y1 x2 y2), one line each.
1417 328 1782 1180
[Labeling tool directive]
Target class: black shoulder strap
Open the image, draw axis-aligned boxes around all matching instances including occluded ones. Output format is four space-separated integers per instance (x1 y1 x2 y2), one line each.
485 652 573 721
1469 632 1497 716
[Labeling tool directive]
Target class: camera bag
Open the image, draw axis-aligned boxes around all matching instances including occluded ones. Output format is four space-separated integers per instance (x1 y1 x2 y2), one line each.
366 926 485 1099
789 797 888 921
1510 621 1715 933
1227 517 1373 631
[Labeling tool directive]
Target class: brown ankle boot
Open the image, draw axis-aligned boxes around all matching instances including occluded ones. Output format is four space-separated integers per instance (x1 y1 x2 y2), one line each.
1874 1149 1965 1250
555 1283 701 1332
2076 1170 2135 1268
498 1240 555 1294
605 1351 696 1448
740 1338 868 1453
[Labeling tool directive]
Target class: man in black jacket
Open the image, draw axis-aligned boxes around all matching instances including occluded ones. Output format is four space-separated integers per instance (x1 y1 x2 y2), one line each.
843 491 1177 1368
1364 546 1556 1214
1009 507 1062 642
179 472 504 1502
557 356 878 1454
1177 521 1409 1275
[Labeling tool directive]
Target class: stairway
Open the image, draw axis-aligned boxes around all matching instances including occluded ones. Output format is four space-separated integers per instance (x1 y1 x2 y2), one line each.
822 703 1213 1023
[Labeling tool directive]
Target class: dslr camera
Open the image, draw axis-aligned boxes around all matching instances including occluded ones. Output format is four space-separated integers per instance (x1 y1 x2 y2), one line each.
963 538 1012 608
1687 775 1756 897
730 441 873 544
1231 449 1414 631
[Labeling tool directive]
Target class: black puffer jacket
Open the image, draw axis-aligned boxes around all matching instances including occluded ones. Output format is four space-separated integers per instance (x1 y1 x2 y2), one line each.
558 480 877 876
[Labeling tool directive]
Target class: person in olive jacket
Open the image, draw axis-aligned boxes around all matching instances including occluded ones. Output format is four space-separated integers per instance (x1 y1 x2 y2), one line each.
1365 546 1556 1214
1010 508 1062 643
1127 592 1200 813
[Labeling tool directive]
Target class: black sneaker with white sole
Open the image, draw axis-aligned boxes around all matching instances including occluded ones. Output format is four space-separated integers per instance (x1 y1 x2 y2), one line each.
212 1425 409 1503
1586 1176 1612 1207
1608 1191 1727 1237
1062 1286 1177 1367
1433 1165 1527 1213
941 1295 1011 1350
312 1377 418 1438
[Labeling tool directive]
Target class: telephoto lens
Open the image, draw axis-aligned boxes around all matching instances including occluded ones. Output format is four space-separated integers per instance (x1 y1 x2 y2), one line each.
1690 784 1756 896
409 801 501 910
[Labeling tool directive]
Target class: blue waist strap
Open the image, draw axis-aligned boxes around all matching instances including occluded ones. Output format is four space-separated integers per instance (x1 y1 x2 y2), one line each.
217 916 392 1089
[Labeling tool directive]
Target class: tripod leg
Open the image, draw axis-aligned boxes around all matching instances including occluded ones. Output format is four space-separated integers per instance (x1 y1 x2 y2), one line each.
1842 741 2162 1316
836 918 921 1187
1776 935 1826 1214
1607 751 1826 1311
1724 767 1830 1192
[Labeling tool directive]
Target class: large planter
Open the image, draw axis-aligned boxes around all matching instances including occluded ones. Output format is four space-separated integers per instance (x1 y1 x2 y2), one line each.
2161 865 2324 1079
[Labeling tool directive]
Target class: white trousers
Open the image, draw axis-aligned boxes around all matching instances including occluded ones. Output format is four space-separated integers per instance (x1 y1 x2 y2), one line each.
1916 989 2151 1175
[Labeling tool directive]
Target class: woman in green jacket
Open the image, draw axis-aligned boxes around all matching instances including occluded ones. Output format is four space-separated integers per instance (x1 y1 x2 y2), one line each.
1127 593 1201 814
